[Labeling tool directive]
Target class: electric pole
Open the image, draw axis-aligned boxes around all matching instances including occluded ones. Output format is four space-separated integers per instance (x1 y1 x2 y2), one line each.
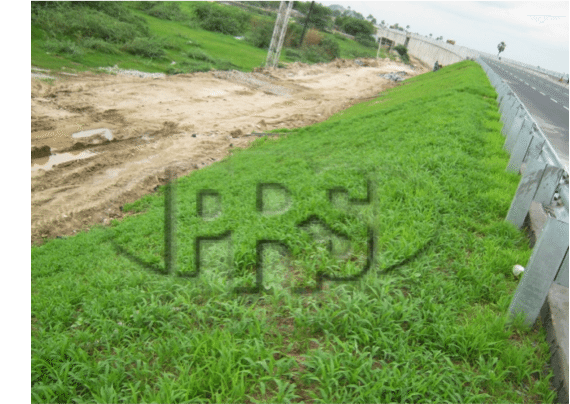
266 1 294 68
298 1 315 48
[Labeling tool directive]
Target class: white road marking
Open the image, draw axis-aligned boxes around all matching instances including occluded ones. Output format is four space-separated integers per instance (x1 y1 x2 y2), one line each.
531 86 536 90
564 106 569 111
524 82 529 85
550 98 557 103
540 92 546 96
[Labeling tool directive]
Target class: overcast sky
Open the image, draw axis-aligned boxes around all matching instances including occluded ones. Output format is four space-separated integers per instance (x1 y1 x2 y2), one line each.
319 1 569 74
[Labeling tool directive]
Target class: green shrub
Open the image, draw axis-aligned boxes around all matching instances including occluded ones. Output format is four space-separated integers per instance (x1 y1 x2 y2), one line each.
285 48 302 59
347 48 373 59
333 33 348 41
201 15 243 36
194 2 250 36
186 61 212 73
162 38 182 51
186 38 202 48
43 39 85 57
283 23 303 47
73 1 127 17
32 5 149 43
355 33 377 48
187 48 215 63
300 45 330 64
171 59 218 73
319 37 340 59
134 1 156 12
246 17 274 49
192 2 215 20
121 37 166 58
81 37 120 54
335 15 375 36
394 44 410 63
214 59 238 71
137 1 186 21
165 65 187 75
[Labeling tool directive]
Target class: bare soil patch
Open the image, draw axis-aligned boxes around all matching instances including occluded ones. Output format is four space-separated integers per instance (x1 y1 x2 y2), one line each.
31 57 428 245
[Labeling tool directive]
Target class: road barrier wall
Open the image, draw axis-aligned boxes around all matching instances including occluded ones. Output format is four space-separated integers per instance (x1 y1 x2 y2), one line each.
374 27 478 67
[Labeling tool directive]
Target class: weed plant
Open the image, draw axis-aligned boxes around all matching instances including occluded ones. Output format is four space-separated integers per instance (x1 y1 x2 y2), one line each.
31 61 554 403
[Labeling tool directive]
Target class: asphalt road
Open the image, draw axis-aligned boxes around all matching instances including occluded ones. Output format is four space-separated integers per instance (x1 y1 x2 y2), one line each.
481 57 569 168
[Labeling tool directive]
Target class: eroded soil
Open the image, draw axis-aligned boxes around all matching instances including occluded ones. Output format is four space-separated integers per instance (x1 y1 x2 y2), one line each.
31 56 429 245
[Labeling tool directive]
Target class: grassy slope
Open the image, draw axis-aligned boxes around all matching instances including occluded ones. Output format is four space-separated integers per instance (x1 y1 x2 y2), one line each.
31 2 383 74
31 61 555 403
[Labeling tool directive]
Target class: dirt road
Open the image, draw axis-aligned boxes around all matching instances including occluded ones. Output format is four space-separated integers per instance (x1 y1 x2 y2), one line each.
31 57 429 245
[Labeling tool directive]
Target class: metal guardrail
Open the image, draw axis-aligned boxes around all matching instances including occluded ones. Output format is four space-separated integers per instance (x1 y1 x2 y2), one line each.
373 29 569 218
370 29 569 320
476 56 569 325
477 51 569 81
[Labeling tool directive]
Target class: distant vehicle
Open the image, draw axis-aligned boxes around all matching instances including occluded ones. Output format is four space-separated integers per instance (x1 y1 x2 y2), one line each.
446 39 455 45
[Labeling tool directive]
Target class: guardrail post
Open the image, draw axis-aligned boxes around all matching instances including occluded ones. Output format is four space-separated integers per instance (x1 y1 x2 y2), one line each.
498 82 509 96
503 104 523 136
505 117 529 153
554 250 569 288
508 216 569 327
499 93 515 115
501 92 515 112
507 126 543 173
506 160 564 228
502 100 516 130
521 136 546 172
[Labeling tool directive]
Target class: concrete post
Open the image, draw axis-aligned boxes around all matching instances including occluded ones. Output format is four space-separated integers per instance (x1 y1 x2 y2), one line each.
266 1 293 68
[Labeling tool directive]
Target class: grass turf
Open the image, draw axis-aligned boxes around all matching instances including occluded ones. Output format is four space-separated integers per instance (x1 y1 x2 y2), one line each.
31 61 556 403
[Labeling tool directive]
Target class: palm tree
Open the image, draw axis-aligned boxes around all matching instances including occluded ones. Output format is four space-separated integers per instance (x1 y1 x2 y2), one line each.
497 41 506 57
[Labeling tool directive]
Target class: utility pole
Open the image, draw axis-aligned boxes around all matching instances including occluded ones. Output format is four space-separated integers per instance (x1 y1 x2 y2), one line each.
266 1 294 68
298 1 315 48
376 39 381 59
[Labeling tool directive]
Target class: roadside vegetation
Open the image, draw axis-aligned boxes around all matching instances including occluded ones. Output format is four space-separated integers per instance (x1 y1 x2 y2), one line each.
32 61 556 403
31 1 392 75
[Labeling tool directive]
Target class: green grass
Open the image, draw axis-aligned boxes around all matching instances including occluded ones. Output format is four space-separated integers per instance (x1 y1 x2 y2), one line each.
31 61 556 403
31 1 388 76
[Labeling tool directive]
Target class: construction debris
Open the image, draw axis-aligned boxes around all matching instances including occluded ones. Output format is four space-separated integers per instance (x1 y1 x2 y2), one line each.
379 71 408 82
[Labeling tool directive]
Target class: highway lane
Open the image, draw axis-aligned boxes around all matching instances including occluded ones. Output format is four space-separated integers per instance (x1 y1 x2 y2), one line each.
481 57 569 168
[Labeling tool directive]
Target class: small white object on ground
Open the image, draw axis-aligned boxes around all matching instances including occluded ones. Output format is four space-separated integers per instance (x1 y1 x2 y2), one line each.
513 264 525 277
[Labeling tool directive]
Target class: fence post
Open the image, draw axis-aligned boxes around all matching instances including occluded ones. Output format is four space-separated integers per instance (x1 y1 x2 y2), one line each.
508 216 569 327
